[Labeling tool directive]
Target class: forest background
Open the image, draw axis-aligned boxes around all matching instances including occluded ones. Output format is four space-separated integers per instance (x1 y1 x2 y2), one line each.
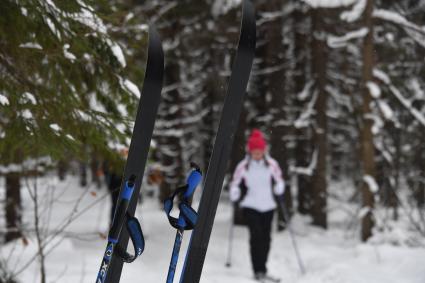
1 1 425 278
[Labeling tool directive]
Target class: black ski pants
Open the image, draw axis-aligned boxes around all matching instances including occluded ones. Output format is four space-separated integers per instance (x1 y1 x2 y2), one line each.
243 208 274 274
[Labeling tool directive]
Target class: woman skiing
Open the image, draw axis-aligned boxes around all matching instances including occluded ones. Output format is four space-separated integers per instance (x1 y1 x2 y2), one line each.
230 129 284 282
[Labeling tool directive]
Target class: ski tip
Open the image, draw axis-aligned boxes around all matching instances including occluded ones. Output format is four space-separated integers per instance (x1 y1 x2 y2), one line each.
148 25 160 45
242 0 255 19
240 0 256 51
147 25 164 59
144 24 164 85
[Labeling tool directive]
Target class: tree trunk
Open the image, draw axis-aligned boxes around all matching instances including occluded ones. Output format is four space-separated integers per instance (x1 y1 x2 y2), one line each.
57 159 67 181
360 0 376 242
311 8 328 229
294 1 312 215
229 107 248 186
32 178 47 283
257 0 293 227
391 125 400 220
5 172 22 242
415 182 425 208
415 130 425 208
90 155 101 187
79 161 87 187
157 44 184 202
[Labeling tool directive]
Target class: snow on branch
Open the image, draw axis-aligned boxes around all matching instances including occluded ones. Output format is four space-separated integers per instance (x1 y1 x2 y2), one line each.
340 0 366 22
162 82 182 94
19 42 43 50
66 134 75 141
363 175 379 193
106 39 126 68
366 81 381 98
374 138 393 164
367 112 383 135
290 150 318 176
61 2 128 67
405 27 425 49
89 93 107 114
0 93 10 106
373 9 425 40
68 6 107 34
0 157 53 174
358 206 372 219
409 78 425 100
154 128 184 138
373 69 390 84
377 101 394 121
122 79 140 98
22 92 37 104
373 9 425 34
252 63 286 76
298 81 314 101
327 27 368 48
302 0 356 9
63 44 76 62
212 0 241 17
38 0 127 67
373 68 425 128
294 90 318 129
257 11 285 26
49 123 62 132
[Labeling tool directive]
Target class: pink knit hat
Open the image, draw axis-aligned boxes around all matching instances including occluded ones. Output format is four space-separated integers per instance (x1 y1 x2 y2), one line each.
247 129 267 152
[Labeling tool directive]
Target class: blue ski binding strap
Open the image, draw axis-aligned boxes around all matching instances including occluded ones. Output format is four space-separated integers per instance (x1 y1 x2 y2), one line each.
96 175 138 283
164 164 203 230
115 214 145 263
164 164 203 283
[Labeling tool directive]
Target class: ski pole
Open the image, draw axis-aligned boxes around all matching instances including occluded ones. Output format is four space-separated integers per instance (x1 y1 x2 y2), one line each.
165 165 202 283
225 203 235 268
279 200 306 275
167 229 184 283
96 175 136 283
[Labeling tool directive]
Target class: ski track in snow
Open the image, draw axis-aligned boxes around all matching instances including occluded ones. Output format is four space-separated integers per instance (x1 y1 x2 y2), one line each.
1 176 424 283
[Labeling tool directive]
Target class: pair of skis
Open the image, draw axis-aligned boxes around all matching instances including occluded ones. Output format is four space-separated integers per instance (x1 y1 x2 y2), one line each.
96 0 256 282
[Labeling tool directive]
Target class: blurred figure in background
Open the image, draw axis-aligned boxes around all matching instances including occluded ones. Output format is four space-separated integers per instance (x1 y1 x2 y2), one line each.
143 164 164 200
230 129 285 282
102 148 127 224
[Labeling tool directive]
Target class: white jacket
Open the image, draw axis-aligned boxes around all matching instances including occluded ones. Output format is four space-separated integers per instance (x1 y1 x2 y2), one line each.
230 156 285 212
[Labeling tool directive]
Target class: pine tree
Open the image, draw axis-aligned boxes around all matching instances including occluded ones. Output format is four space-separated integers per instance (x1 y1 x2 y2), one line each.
0 0 139 242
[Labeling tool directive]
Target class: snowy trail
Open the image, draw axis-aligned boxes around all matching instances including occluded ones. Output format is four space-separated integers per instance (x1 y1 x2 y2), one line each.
2 176 425 283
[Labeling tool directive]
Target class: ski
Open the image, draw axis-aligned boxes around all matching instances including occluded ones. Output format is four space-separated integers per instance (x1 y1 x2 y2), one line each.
179 1 256 282
98 25 164 283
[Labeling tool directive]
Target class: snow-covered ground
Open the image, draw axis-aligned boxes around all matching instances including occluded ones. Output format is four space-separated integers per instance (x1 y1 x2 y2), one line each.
1 175 425 283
